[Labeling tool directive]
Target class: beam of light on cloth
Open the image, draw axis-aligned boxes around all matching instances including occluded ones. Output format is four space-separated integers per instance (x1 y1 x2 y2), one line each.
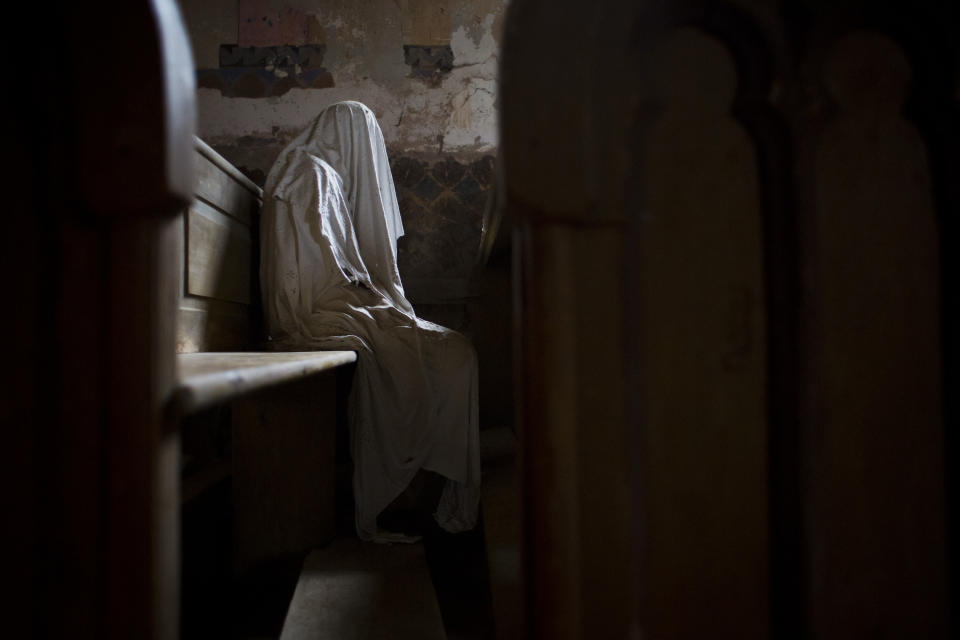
260 101 480 543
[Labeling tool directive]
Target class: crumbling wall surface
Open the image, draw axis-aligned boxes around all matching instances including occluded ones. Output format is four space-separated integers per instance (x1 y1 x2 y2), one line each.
182 0 505 174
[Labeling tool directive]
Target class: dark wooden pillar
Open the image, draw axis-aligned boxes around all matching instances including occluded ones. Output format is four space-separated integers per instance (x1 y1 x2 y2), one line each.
5 2 195 638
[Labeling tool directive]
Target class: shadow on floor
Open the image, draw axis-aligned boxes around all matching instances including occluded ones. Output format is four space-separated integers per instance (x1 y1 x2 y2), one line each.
423 513 497 640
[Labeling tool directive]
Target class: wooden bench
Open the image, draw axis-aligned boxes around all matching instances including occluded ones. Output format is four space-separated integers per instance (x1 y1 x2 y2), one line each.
171 140 356 616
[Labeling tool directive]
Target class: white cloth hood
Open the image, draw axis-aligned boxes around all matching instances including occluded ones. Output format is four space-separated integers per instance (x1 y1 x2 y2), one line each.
266 100 410 314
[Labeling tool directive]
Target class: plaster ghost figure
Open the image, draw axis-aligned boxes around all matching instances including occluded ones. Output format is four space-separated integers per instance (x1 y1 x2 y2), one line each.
260 101 480 543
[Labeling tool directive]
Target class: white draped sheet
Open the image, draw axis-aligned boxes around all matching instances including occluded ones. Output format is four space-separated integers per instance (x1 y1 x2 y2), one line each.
260 101 480 542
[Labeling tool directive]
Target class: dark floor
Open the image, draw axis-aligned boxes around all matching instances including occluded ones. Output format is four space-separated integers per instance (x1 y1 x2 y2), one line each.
182 461 496 639
422 511 497 640
369 467 497 640
181 479 303 640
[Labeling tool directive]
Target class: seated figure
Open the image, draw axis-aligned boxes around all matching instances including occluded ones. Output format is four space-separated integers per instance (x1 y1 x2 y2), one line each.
260 101 480 543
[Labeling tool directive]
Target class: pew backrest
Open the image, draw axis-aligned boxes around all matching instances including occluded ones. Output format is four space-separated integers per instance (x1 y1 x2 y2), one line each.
177 138 263 353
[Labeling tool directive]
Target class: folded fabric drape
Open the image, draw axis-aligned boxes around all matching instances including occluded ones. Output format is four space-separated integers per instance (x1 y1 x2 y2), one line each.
260 101 480 542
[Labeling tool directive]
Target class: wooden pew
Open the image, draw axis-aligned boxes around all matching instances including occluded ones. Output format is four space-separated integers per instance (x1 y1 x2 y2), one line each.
170 139 356 634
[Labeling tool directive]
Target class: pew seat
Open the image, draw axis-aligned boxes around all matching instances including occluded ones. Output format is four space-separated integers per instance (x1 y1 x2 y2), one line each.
175 139 358 635
172 350 357 416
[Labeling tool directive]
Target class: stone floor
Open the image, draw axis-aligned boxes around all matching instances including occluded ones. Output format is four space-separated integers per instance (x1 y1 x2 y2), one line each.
279 539 447 640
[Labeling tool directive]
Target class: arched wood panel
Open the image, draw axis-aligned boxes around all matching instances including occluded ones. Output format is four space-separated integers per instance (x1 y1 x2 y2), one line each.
631 26 770 640
804 31 948 637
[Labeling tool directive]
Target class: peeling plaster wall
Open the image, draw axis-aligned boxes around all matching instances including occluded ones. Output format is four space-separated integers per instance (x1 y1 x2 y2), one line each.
181 0 505 167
